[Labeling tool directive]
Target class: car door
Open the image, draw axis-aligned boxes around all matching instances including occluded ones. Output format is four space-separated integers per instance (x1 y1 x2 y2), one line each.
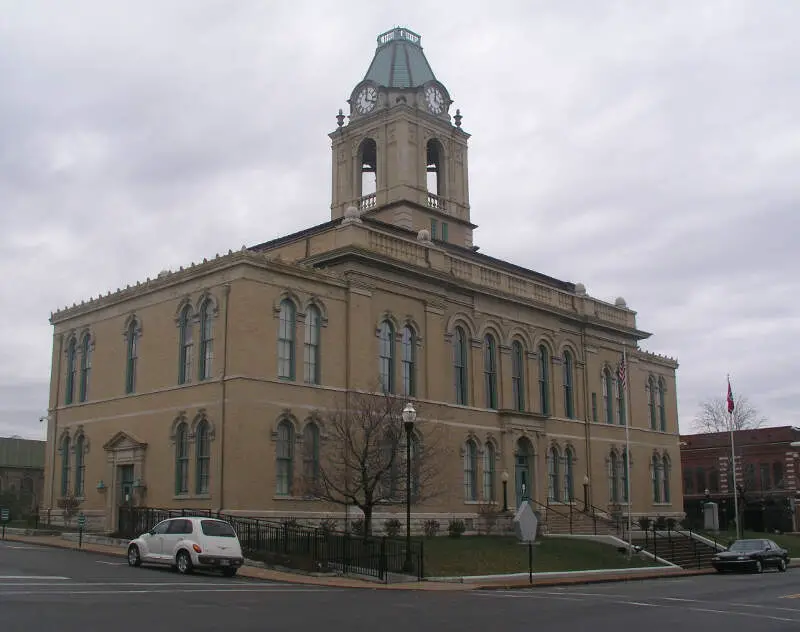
142 520 170 560
161 519 191 561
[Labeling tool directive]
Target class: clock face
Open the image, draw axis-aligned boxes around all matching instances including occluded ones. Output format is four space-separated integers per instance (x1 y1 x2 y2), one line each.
425 85 445 114
354 85 378 114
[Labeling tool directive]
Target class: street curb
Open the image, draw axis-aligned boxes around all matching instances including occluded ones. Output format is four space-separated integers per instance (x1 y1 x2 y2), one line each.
476 568 716 590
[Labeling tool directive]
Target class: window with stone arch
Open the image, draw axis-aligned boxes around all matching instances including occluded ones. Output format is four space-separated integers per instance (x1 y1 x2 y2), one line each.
538 344 550 415
199 298 214 381
617 362 626 425
277 299 296 380
483 441 496 501
602 367 614 424
125 317 140 394
302 421 320 493
426 138 446 201
483 333 498 409
401 324 416 397
378 319 395 393
547 445 561 502
60 434 70 497
178 303 193 385
174 421 189 495
621 449 629 503
563 349 575 419
304 305 322 385
79 332 92 402
358 137 377 201
662 454 671 503
563 446 575 502
195 419 211 495
463 439 478 501
609 450 620 503
74 433 85 497
511 340 525 412
657 377 667 431
276 419 294 496
453 326 469 405
647 376 657 429
651 454 663 503
65 336 77 405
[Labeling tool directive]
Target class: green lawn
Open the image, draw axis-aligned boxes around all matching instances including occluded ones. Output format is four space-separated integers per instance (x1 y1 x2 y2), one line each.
420 535 663 577
702 530 800 556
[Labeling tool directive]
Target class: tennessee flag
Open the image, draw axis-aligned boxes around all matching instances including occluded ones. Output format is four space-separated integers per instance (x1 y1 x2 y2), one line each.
727 378 735 414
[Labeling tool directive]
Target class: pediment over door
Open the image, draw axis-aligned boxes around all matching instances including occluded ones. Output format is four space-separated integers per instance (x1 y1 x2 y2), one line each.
103 430 148 453
498 410 547 434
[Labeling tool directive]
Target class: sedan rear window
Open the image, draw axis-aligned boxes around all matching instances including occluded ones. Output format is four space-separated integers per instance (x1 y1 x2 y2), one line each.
200 520 236 537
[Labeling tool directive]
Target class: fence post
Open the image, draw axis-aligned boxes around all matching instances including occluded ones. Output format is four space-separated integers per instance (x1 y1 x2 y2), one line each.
419 539 424 581
380 537 387 583
569 503 573 534
653 525 657 560
528 540 533 584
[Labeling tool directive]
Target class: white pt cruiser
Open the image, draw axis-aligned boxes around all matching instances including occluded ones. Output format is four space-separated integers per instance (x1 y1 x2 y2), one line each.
127 516 245 577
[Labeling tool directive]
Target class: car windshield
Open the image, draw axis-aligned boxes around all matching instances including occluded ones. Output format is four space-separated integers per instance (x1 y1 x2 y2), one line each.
200 520 236 537
729 540 765 552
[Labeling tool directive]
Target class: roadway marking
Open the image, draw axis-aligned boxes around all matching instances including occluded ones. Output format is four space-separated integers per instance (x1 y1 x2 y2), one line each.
95 560 126 566
0 576 70 580
0 587 340 596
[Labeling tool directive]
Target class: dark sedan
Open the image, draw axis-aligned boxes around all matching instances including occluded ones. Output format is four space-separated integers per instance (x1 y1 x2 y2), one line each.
712 538 790 573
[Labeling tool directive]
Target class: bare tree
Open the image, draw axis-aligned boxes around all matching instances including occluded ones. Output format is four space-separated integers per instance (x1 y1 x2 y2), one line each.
305 391 446 537
693 393 766 433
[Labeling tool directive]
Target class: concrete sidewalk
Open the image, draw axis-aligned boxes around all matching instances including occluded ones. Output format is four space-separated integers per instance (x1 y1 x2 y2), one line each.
1 532 715 591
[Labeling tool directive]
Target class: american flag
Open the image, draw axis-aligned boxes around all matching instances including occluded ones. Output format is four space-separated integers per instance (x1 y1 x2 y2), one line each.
727 377 735 414
618 355 626 389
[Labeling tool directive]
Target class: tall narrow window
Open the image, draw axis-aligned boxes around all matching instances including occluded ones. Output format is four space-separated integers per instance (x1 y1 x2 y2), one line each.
709 468 720 493
426 138 445 208
563 350 575 418
648 376 657 429
609 452 620 503
401 325 415 396
358 138 377 201
74 434 85 497
60 435 70 497
657 378 667 431
563 447 574 502
548 446 560 502
178 304 193 385
277 300 296 380
430 218 438 240
195 420 210 494
463 440 477 501
538 345 550 415
602 368 614 424
378 320 394 393
617 363 626 425
773 462 784 489
453 326 468 405
304 305 321 384
591 392 598 422
511 341 525 412
175 422 189 495
662 455 671 503
65 336 77 405
79 333 91 402
276 420 294 495
483 442 496 501
303 422 320 493
199 299 214 381
441 222 449 242
484 334 498 409
621 450 629 502
125 319 139 394
652 455 662 503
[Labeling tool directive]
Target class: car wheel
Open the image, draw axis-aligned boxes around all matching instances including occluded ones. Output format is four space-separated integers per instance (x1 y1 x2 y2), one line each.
754 559 763 574
222 568 238 578
778 558 788 572
127 545 142 568
176 550 193 575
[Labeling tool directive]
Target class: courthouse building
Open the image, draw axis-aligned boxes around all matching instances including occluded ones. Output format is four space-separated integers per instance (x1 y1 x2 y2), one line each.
42 27 683 533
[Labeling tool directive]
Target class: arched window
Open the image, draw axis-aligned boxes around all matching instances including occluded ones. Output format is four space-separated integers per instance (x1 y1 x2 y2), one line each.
463 439 477 501
563 350 575 419
651 454 662 503
548 446 560 502
79 333 91 402
174 422 189 495
453 326 468 405
621 450 629 503
538 345 550 415
602 367 614 424
609 451 620 503
378 320 395 393
60 435 70 497
401 325 415 396
303 422 320 493
484 334 498 409
199 299 214 380
277 300 296 380
304 305 321 385
648 376 657 429
65 336 77 405
709 468 720 493
125 319 139 394
74 434 85 497
276 420 294 496
658 378 667 431
195 420 211 494
358 138 377 203
563 447 574 502
695 467 706 494
178 304 193 385
617 363 626 425
426 139 446 202
662 455 671 503
511 341 525 412
483 442 496 501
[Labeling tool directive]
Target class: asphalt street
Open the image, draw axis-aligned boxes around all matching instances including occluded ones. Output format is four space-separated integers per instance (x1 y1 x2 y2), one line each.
2 539 800 631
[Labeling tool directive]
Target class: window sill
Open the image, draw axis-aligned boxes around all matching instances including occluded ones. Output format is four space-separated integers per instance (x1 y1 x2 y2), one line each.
652 502 673 507
272 495 318 502
172 494 211 501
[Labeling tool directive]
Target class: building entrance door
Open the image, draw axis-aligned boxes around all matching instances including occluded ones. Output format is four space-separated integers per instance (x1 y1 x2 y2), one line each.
118 465 134 506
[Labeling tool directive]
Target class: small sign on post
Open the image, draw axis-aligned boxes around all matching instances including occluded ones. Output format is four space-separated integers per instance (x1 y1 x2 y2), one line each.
77 512 86 549
1 507 9 540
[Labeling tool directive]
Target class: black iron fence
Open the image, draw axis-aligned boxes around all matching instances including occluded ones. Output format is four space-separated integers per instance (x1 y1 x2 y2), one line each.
117 506 423 582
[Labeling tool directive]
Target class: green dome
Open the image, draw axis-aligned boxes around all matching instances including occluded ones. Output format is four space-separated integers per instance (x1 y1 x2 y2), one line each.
362 28 437 89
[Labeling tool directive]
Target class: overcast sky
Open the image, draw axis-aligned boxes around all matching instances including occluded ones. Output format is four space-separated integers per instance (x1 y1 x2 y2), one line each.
2 0 798 440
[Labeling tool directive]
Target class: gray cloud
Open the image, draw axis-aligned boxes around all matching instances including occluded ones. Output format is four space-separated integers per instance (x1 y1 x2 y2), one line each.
1 1 798 438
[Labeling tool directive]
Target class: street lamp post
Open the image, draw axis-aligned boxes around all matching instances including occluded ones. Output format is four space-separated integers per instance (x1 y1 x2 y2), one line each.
501 471 509 512
583 475 590 510
402 402 417 573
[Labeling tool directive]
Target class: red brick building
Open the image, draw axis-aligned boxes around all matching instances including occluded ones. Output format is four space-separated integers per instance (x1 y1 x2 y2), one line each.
680 426 800 532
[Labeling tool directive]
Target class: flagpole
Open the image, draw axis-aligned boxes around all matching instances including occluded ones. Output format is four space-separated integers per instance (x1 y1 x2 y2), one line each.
728 375 740 541
622 345 633 560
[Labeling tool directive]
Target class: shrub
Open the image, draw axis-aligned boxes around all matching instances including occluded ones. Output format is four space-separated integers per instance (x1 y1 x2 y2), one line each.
637 516 652 532
319 517 338 534
448 519 466 538
423 519 440 538
384 518 402 538
350 518 365 536
654 516 667 530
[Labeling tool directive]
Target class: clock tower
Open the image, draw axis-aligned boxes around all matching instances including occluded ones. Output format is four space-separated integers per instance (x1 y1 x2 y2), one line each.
329 28 475 248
